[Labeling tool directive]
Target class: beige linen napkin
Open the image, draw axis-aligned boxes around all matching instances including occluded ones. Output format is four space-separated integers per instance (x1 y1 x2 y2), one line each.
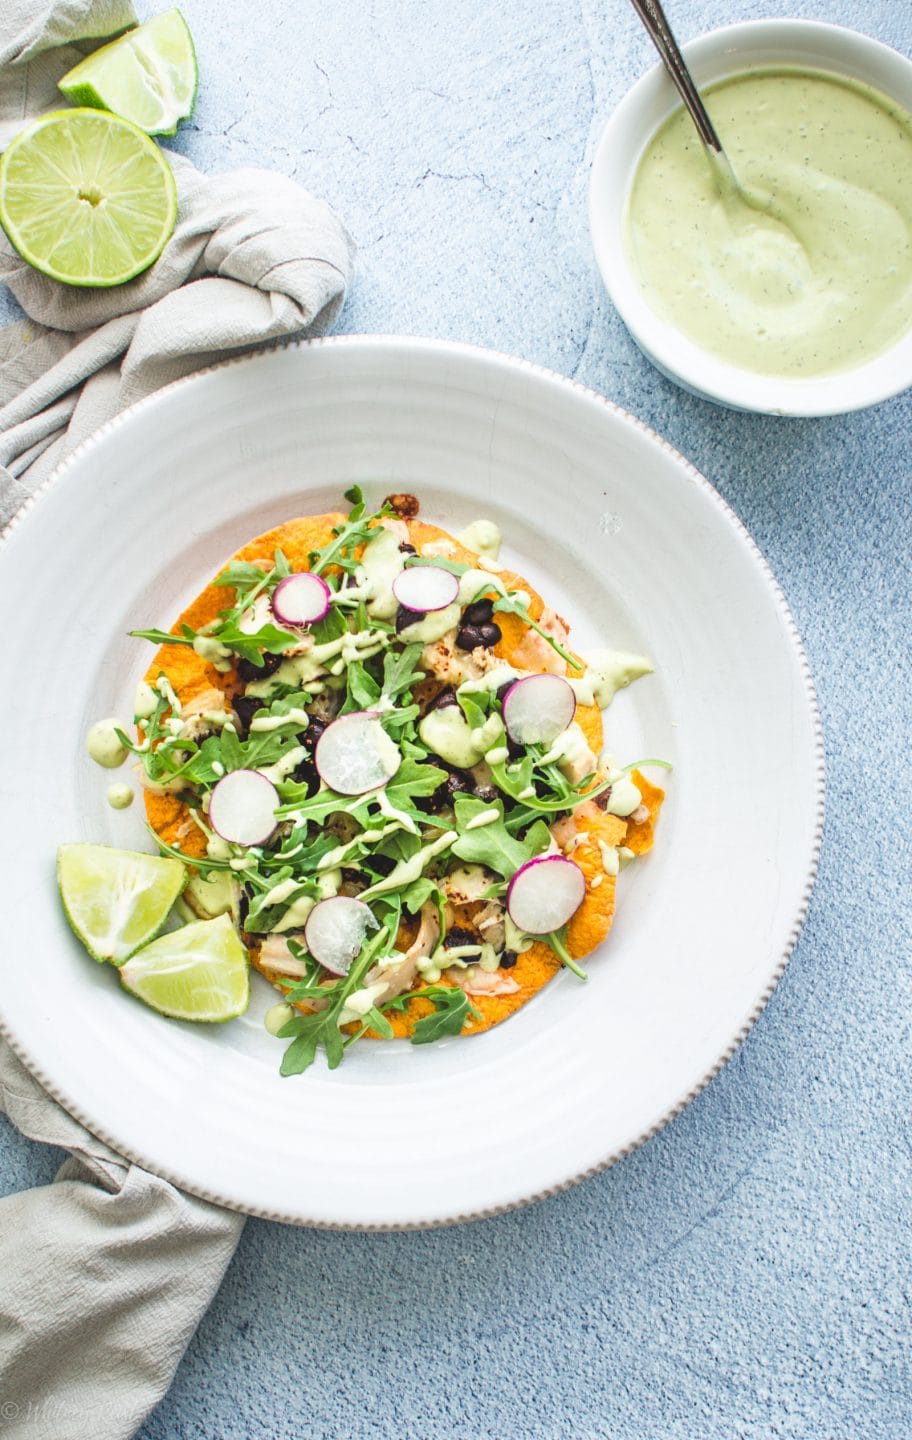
0 3 355 1436
0 0 354 517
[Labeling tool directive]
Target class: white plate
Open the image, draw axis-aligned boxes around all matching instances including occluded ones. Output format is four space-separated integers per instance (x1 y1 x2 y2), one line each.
0 337 823 1228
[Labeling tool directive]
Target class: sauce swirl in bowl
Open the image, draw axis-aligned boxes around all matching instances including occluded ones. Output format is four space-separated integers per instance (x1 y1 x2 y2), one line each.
625 69 912 379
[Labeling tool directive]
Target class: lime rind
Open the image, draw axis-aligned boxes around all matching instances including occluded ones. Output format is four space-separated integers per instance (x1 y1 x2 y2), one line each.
57 843 186 965
118 914 251 1023
0 108 177 287
57 9 198 138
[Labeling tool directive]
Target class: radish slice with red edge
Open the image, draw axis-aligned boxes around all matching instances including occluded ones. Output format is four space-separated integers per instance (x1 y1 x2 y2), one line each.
506 855 586 934
208 769 280 847
315 711 401 795
502 674 576 746
271 572 331 628
304 896 379 976
392 564 459 613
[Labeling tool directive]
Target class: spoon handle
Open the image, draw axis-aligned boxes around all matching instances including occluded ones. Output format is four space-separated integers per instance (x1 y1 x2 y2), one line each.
629 0 723 152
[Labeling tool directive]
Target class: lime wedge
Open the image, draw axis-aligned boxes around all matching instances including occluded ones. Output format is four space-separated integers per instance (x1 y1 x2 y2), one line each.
58 844 186 964
0 109 178 288
119 914 251 1022
57 9 198 138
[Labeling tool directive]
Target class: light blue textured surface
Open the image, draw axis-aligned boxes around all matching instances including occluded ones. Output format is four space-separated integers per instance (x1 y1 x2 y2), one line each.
2 1 911 1436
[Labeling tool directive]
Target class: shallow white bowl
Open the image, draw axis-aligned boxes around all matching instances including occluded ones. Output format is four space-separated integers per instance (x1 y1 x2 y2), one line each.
0 338 823 1227
589 19 912 416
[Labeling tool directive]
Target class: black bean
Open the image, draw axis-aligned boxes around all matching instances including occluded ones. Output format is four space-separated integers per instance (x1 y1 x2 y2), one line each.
235 653 282 684
399 542 417 554
444 925 479 957
473 783 497 803
476 622 502 648
456 624 483 651
506 735 525 761
463 598 494 626
304 717 328 752
495 681 513 706
446 771 473 799
366 854 396 877
428 688 458 711
291 759 320 796
593 788 610 811
500 951 518 969
238 892 250 926
232 695 261 737
396 605 424 633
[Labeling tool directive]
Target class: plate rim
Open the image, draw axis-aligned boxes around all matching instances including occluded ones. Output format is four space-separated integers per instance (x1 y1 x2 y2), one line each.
0 334 825 1229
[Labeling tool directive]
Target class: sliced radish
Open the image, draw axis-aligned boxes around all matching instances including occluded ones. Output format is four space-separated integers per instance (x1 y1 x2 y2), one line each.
209 769 280 846
272 572 332 628
392 564 460 613
315 711 401 795
502 674 576 746
304 896 379 976
507 855 586 934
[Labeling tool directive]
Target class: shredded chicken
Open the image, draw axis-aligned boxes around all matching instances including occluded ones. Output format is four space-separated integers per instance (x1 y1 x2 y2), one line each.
442 864 496 905
473 898 506 952
364 900 441 1006
256 935 308 979
445 967 520 997
420 632 488 686
378 515 410 542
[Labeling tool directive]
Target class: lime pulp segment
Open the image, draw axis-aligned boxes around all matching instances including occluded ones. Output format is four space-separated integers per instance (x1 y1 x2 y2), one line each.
57 9 198 138
118 914 251 1022
57 843 186 964
0 109 177 287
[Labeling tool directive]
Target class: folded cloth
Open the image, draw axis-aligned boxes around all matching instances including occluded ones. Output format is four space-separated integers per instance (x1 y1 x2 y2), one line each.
0 1048 245 1440
0 0 354 518
0 3 355 1435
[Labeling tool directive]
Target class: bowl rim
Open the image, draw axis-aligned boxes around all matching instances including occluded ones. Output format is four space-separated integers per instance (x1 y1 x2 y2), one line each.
589 17 912 416
0 333 826 1229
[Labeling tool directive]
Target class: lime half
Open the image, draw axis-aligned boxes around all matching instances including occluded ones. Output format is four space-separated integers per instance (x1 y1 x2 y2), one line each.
119 914 251 1022
58 843 186 964
0 109 178 287
58 10 198 139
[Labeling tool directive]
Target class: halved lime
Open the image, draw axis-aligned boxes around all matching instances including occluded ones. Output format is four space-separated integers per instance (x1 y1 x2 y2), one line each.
58 10 198 138
0 109 178 287
119 914 251 1022
58 843 186 964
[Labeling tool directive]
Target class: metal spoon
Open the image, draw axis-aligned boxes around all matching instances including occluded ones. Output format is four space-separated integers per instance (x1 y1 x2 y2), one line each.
629 0 752 204
629 0 724 152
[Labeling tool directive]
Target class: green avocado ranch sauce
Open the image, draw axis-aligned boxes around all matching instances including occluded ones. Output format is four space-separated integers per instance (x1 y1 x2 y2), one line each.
625 67 912 378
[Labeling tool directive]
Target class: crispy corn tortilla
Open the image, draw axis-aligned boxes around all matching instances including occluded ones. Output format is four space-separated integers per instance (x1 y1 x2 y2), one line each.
144 512 663 1037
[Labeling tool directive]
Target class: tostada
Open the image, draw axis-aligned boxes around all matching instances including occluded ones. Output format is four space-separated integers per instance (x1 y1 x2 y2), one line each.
124 489 665 1074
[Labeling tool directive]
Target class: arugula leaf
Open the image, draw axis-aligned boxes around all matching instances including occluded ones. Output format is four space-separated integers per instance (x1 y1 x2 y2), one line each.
450 795 551 879
411 986 478 1043
203 619 301 667
381 643 425 703
212 560 269 590
488 756 613 814
129 625 195 649
404 555 469 577
279 1010 346 1075
277 911 401 1075
381 984 480 1043
311 606 348 645
343 660 381 713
